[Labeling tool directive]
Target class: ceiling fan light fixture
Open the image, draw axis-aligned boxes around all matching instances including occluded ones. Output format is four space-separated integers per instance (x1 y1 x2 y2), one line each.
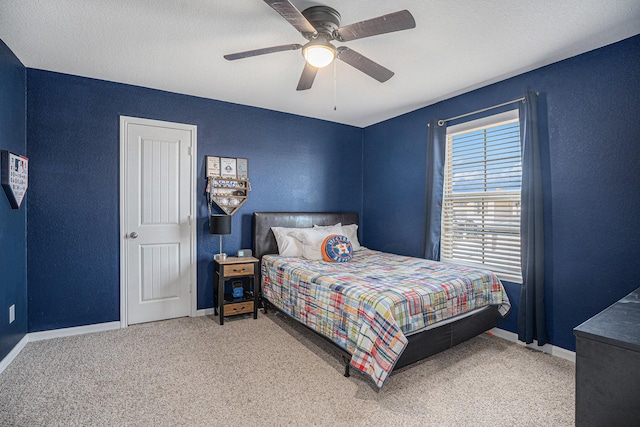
303 42 335 68
224 2 416 90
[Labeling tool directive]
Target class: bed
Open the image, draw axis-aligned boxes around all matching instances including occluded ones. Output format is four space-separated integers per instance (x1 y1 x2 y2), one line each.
252 212 511 387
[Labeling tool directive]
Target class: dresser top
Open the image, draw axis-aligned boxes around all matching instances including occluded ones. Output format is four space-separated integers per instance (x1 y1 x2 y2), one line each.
574 287 640 352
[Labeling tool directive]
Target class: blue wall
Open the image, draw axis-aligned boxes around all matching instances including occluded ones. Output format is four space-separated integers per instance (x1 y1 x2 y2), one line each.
0 40 27 360
362 35 640 351
26 70 362 331
4 33 639 355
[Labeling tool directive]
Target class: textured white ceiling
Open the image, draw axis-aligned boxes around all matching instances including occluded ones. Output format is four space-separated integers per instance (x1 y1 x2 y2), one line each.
1 0 639 127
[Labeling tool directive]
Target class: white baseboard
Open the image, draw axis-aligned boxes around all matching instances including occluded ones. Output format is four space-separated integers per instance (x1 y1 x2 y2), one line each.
489 327 576 363
0 335 29 375
195 308 215 317
28 321 121 342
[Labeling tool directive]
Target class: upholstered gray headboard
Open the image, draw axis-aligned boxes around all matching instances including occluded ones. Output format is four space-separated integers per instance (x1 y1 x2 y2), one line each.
252 212 359 260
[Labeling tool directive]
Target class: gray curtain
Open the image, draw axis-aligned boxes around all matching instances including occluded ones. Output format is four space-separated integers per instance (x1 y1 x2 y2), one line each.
423 119 447 260
517 91 548 345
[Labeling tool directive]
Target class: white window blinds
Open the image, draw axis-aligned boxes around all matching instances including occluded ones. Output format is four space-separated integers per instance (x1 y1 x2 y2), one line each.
441 111 522 283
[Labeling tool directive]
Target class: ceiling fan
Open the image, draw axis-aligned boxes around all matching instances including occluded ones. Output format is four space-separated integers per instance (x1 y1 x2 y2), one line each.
224 0 416 90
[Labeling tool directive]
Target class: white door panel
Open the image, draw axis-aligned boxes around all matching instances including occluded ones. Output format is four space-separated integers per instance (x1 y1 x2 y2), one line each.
120 117 196 325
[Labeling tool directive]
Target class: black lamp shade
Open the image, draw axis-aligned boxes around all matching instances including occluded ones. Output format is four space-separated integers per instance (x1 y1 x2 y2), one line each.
209 214 232 235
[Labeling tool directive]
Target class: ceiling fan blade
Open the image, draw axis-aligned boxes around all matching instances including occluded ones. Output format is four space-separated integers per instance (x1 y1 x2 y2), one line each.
224 44 302 61
263 0 318 36
296 61 318 90
334 10 416 42
336 47 394 83
296 62 318 91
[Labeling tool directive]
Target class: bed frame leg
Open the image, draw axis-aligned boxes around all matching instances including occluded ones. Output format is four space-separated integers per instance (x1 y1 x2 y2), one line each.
342 356 350 377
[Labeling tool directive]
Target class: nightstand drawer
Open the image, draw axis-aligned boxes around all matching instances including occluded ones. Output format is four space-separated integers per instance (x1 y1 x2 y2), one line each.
223 263 255 277
224 300 254 315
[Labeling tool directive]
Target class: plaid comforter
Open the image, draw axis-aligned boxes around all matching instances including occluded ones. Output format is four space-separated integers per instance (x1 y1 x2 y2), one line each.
261 249 510 387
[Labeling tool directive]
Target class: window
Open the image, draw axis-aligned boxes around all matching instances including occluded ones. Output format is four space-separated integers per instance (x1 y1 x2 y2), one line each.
440 110 522 283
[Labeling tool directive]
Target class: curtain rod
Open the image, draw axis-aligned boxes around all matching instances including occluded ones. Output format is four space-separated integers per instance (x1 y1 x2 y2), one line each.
437 94 535 127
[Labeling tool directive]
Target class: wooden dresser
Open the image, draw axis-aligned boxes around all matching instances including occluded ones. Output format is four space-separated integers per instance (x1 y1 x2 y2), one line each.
573 287 640 426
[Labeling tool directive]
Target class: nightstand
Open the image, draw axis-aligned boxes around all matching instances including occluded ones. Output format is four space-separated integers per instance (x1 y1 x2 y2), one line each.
213 256 259 325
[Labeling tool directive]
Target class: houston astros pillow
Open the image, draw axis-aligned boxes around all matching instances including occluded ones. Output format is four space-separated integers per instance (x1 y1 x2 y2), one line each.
321 234 353 262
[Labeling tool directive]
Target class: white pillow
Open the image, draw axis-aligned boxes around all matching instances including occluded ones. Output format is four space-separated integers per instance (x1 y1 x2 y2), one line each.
271 227 303 257
290 228 336 260
313 223 344 235
341 224 362 251
314 222 362 251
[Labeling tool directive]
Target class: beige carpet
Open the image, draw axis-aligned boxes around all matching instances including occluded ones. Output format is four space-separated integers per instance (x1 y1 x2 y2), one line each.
0 313 575 426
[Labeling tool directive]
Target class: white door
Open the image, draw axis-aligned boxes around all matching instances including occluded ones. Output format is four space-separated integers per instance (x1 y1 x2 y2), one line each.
120 116 197 326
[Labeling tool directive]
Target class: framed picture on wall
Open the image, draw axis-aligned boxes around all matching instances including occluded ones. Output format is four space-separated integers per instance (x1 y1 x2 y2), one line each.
220 157 237 178
1 150 29 209
237 158 248 179
206 156 221 177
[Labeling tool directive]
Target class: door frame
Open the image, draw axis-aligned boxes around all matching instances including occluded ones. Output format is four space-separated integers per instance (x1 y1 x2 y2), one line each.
119 116 198 328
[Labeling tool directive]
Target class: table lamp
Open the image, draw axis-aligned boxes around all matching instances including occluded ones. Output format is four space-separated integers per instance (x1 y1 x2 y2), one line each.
210 214 231 261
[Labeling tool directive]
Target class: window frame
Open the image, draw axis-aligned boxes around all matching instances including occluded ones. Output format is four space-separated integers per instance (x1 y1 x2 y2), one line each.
440 109 523 283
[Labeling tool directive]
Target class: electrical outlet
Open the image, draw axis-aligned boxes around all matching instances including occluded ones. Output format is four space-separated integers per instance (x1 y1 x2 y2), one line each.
9 304 15 324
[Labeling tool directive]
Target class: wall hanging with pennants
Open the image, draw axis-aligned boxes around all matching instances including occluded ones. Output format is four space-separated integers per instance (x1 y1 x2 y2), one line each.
1 150 29 209
205 156 250 216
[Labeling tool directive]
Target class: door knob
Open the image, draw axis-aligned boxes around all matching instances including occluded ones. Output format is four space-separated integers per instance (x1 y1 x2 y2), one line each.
129 232 139 239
